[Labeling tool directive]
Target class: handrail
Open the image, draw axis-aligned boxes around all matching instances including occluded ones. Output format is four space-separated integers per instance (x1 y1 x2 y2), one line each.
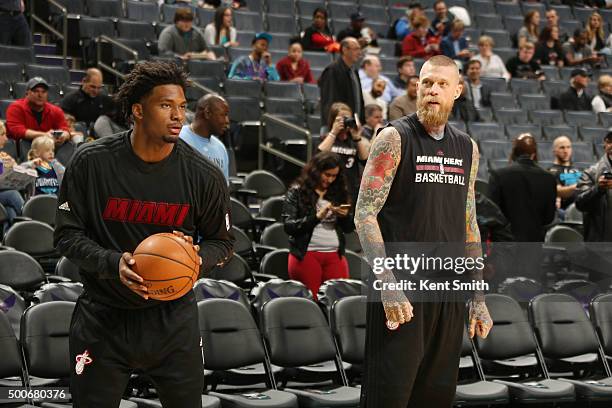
96 35 140 81
30 0 68 64
259 113 312 169
190 80 217 96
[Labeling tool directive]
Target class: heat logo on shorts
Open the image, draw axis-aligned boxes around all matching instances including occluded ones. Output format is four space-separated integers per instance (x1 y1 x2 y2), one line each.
75 350 93 375
102 198 191 227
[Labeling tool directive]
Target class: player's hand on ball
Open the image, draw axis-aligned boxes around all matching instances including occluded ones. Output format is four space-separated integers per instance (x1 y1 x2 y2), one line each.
119 252 149 299
382 289 413 325
172 230 202 266
469 299 493 339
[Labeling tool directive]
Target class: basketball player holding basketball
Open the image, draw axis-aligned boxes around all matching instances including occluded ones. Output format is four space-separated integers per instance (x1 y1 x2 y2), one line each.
355 55 493 407
54 61 234 408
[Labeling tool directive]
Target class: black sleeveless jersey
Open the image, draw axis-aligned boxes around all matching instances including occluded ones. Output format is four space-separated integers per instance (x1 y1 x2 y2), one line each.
377 113 474 244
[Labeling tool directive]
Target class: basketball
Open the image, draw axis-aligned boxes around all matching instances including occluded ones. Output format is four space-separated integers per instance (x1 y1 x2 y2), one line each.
132 233 200 301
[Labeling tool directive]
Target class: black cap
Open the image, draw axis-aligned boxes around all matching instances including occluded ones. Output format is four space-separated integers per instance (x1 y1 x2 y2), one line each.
605 130 612 142
26 77 49 91
350 12 365 21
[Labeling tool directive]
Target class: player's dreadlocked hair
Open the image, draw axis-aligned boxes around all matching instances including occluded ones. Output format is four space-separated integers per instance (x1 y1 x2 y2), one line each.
114 60 189 123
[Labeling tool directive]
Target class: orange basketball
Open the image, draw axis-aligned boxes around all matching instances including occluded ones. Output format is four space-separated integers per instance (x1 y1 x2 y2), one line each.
132 233 199 301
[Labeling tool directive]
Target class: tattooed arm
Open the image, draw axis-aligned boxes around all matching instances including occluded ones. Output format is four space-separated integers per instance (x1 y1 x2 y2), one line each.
355 127 413 325
465 139 492 339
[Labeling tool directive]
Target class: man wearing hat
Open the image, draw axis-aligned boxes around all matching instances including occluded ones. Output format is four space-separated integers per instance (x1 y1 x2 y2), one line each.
575 131 612 241
336 12 378 48
557 68 593 111
228 32 279 81
5 77 69 144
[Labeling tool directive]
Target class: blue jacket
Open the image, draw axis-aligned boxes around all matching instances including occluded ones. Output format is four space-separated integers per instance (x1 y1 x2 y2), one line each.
440 36 469 60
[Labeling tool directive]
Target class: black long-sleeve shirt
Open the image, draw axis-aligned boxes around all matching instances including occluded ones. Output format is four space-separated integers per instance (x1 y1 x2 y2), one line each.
54 131 234 309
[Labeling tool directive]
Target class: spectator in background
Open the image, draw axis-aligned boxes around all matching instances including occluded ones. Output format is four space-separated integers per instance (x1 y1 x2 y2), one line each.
535 26 565 67
202 0 245 9
318 37 365 128
359 55 402 104
392 56 416 91
282 151 354 300
451 77 479 122
362 104 384 140
204 6 238 48
517 11 540 48
473 35 511 80
0 120 24 233
93 105 126 139
557 68 593 111
64 114 85 145
301 7 337 52
544 9 567 44
336 12 378 49
158 8 215 60
464 59 491 108
506 42 545 80
22 135 65 196
489 133 557 242
276 39 315 84
179 94 229 183
586 12 606 53
317 102 370 204
393 2 424 41
60 68 113 128
592 74 612 114
564 28 603 68
401 15 441 59
363 78 388 120
389 75 418 120
0 0 30 46
6 77 70 143
440 20 472 63
575 131 612 242
228 32 280 81
549 135 581 213
431 0 455 38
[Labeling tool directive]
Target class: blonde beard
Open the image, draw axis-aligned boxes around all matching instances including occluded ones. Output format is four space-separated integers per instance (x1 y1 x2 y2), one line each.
416 97 453 128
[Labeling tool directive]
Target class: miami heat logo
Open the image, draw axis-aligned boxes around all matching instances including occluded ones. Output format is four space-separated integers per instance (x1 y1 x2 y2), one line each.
75 350 93 375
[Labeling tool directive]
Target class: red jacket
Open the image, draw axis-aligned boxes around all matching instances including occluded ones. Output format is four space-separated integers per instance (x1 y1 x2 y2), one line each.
6 98 68 141
276 56 315 84
402 32 441 59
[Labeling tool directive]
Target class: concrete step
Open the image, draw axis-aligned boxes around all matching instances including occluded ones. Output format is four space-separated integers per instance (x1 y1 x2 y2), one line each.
34 43 56 55
35 55 73 69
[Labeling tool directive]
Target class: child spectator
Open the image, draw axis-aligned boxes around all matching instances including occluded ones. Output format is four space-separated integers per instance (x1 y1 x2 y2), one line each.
23 136 65 196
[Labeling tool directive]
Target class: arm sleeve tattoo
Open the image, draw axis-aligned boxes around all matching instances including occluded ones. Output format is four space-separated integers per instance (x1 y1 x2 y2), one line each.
466 139 484 300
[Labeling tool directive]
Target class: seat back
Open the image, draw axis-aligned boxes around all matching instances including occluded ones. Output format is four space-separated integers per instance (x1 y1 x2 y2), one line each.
591 294 612 356
193 278 250 311
230 197 253 231
55 256 81 282
22 195 58 226
33 282 84 304
553 279 600 309
497 276 543 303
208 254 252 285
259 196 284 222
259 249 290 280
0 250 46 291
475 294 537 360
0 311 24 380
260 222 290 249
318 279 367 313
544 225 583 245
344 250 368 281
0 284 26 339
330 295 366 365
21 301 75 378
261 297 339 367
530 293 600 359
251 278 312 312
198 298 266 370
243 170 287 199
4 220 55 256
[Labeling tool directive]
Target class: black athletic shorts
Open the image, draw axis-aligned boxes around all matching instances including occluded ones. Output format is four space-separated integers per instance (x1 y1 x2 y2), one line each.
69 291 204 408
360 296 465 408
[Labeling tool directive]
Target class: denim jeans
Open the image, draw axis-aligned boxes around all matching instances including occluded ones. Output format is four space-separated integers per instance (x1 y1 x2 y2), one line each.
0 189 24 233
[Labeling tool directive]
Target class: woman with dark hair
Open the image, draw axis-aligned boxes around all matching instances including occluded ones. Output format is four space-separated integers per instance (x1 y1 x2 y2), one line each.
301 7 338 52
282 151 354 299
204 6 238 47
535 26 565 67
276 39 315 83
517 10 540 48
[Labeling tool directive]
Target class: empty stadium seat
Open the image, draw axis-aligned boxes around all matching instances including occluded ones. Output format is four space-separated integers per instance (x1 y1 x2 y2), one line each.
329 295 366 381
0 45 34 64
493 108 527 126
267 14 297 35
317 279 367 315
490 92 516 110
580 127 607 145
469 122 505 140
565 111 598 127
193 278 250 310
54 256 81 282
479 140 512 159
22 195 57 227
0 62 24 83
519 94 549 111
126 0 159 22
116 19 157 41
529 110 563 126
543 124 578 141
208 254 255 287
471 0 496 14
510 78 541 96
264 81 302 99
480 79 507 95
571 142 595 163
259 196 285 222
197 299 298 407
483 29 512 49
474 14 503 30
87 0 124 18
233 10 263 31
251 278 312 312
33 282 83 303
227 96 261 122
243 170 287 199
